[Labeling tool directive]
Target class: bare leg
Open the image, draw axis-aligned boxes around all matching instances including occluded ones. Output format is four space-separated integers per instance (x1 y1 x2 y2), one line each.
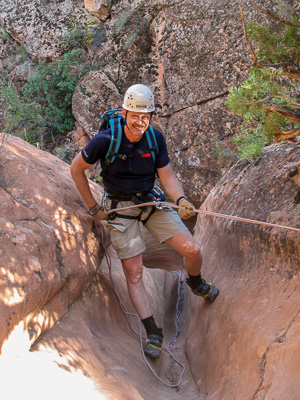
165 230 202 276
121 253 152 319
166 230 219 302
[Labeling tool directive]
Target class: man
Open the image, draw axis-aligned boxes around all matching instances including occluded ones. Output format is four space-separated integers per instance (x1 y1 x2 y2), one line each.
70 84 219 360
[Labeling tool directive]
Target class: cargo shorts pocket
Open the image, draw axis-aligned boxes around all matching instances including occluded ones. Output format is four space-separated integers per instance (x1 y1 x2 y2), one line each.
107 202 146 259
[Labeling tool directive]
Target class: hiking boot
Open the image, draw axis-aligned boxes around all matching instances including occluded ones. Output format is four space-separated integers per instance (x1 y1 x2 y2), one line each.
186 277 219 303
143 334 163 359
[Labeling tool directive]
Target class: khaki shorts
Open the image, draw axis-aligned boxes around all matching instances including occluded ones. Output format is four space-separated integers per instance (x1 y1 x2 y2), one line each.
107 201 187 260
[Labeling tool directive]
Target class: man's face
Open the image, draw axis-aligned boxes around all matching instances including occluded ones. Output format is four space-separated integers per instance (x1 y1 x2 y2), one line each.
122 109 151 142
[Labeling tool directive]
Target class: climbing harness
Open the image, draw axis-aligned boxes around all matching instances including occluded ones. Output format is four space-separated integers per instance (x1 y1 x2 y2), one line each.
106 186 167 224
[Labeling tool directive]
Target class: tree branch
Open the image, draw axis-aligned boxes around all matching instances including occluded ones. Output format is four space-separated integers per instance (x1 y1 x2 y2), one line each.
239 5 260 65
274 127 300 142
249 0 300 28
265 104 300 124
278 89 300 109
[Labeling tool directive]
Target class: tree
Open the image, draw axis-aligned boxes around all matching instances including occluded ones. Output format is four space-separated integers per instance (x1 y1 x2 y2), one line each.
226 0 300 158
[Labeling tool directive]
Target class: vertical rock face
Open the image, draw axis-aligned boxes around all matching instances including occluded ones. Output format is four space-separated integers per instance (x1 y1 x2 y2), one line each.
0 134 198 400
0 0 272 205
72 71 122 136
0 1 91 62
187 140 300 399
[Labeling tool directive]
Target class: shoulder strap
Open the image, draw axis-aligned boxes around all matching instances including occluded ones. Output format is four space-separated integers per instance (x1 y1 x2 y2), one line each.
105 113 124 163
145 125 159 163
100 111 124 178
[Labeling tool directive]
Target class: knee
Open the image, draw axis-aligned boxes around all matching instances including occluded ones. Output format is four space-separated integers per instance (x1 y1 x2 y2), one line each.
128 270 143 284
123 263 144 285
186 243 202 260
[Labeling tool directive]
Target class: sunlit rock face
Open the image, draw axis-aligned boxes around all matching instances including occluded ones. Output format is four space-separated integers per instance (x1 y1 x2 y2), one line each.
0 134 107 349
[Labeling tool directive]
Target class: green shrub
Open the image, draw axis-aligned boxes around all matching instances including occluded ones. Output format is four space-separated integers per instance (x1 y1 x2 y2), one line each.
0 84 44 144
232 123 266 159
60 18 98 53
22 49 91 136
1 49 92 147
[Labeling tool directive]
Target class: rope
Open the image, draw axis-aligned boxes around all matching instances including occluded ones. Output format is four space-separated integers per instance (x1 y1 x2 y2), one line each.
103 247 186 388
108 201 300 233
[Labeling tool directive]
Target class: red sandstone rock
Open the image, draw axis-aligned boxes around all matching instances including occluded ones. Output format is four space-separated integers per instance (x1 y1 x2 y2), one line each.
0 135 200 399
0 135 107 349
84 0 112 21
187 140 300 399
1 135 299 400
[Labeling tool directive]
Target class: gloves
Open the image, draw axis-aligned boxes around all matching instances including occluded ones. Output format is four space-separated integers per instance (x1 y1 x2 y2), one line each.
177 197 196 219
88 204 108 221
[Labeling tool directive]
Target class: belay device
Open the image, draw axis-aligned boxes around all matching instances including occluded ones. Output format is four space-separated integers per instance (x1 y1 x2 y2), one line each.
99 109 159 178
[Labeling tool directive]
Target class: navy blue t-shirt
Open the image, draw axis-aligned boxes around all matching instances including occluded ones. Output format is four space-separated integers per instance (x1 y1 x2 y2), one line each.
81 126 169 195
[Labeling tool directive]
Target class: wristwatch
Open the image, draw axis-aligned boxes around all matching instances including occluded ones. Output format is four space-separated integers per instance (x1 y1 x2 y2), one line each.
88 203 105 216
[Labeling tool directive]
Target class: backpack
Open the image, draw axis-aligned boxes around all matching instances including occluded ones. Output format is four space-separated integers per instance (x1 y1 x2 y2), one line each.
99 109 159 178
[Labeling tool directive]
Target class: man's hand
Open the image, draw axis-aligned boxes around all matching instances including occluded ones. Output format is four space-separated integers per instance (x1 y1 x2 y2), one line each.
177 197 196 219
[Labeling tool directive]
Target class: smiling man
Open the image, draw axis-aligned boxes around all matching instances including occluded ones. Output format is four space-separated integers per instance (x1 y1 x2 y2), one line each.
70 84 219 360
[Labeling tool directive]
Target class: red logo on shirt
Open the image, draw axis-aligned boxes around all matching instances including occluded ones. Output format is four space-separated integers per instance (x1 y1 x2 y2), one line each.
141 153 151 158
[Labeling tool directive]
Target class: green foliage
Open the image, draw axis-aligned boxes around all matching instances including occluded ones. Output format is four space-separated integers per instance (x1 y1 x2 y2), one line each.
0 27 10 43
60 18 98 52
0 131 9 153
0 84 44 144
227 67 282 115
226 5 300 159
60 28 86 53
232 123 266 159
247 19 300 63
226 66 288 141
22 49 90 136
0 49 92 147
17 44 31 61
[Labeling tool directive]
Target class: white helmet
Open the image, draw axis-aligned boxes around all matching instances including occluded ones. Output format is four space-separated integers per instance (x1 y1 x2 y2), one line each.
122 84 155 113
